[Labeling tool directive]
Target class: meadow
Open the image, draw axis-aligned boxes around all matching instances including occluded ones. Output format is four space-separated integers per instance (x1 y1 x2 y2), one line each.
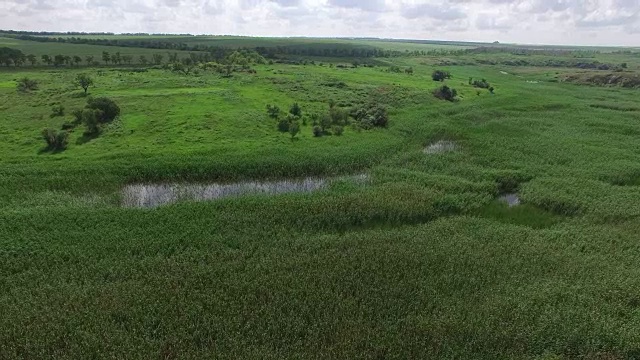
1 33 640 359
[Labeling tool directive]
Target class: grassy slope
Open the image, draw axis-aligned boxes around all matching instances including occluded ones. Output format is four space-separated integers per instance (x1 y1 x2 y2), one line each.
1 47 640 358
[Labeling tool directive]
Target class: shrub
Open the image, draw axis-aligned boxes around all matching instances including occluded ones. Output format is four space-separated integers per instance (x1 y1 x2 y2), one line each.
50 105 65 118
433 85 458 102
81 109 102 135
289 103 302 117
432 70 452 82
289 121 300 139
332 125 344 136
489 86 495 94
16 77 38 92
312 126 323 137
277 117 291 133
266 104 280 119
350 104 389 129
41 128 69 151
86 97 120 123
329 106 348 126
471 78 490 89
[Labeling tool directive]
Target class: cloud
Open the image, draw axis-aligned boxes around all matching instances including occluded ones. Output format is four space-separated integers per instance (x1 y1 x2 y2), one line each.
0 0 638 45
401 3 466 20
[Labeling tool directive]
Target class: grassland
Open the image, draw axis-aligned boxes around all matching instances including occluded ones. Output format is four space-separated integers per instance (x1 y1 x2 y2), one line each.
1 36 640 359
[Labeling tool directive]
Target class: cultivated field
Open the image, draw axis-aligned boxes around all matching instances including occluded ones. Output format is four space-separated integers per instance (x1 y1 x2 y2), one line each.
1 33 640 359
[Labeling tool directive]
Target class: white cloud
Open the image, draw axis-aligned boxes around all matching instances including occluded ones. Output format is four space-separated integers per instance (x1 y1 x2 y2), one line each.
0 0 638 45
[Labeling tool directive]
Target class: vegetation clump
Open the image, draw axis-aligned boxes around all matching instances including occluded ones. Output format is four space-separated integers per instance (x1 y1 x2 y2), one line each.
41 128 69 151
350 104 389 129
470 77 490 89
432 70 452 82
50 105 65 118
433 85 458 101
16 77 38 92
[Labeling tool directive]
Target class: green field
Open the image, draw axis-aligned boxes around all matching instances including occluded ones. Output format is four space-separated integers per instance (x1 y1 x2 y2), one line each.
1 35 640 359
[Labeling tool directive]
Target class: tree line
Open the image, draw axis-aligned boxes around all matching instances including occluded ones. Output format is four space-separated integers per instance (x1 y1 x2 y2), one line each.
1 32 468 59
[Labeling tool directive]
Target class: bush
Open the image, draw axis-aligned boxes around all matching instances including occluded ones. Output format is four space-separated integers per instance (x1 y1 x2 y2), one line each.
289 103 302 117
433 85 458 102
81 109 102 135
266 104 280 119
41 128 69 151
277 118 290 133
86 97 120 123
432 70 452 82
16 77 38 92
350 104 389 129
332 125 344 136
313 126 324 137
471 78 490 89
289 121 300 139
50 105 65 118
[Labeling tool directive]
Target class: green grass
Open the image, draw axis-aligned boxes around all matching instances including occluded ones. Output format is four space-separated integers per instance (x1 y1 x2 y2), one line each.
1 41 640 359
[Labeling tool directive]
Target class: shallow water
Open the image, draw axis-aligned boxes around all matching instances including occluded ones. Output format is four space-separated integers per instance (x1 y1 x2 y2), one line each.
424 141 457 154
499 193 521 207
122 175 368 208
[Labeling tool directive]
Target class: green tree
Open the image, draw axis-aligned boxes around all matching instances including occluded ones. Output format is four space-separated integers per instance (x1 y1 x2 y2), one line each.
86 97 120 123
75 74 94 94
102 51 110 65
139 55 148 65
26 54 37 66
53 54 65 67
41 55 52 66
122 55 133 65
85 55 94 66
73 55 82 66
152 53 163 65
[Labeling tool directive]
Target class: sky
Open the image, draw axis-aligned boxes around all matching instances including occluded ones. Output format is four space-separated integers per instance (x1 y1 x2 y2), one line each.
1 0 639 46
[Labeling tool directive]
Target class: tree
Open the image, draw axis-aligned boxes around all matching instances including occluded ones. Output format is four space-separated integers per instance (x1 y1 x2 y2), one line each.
289 121 300 139
0 47 25 66
122 55 133 65
102 51 110 65
73 55 82 66
75 74 94 94
289 103 302 117
26 54 37 66
86 55 94 65
139 55 148 65
63 55 72 66
41 55 52 66
86 97 120 123
152 53 163 65
432 70 452 82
